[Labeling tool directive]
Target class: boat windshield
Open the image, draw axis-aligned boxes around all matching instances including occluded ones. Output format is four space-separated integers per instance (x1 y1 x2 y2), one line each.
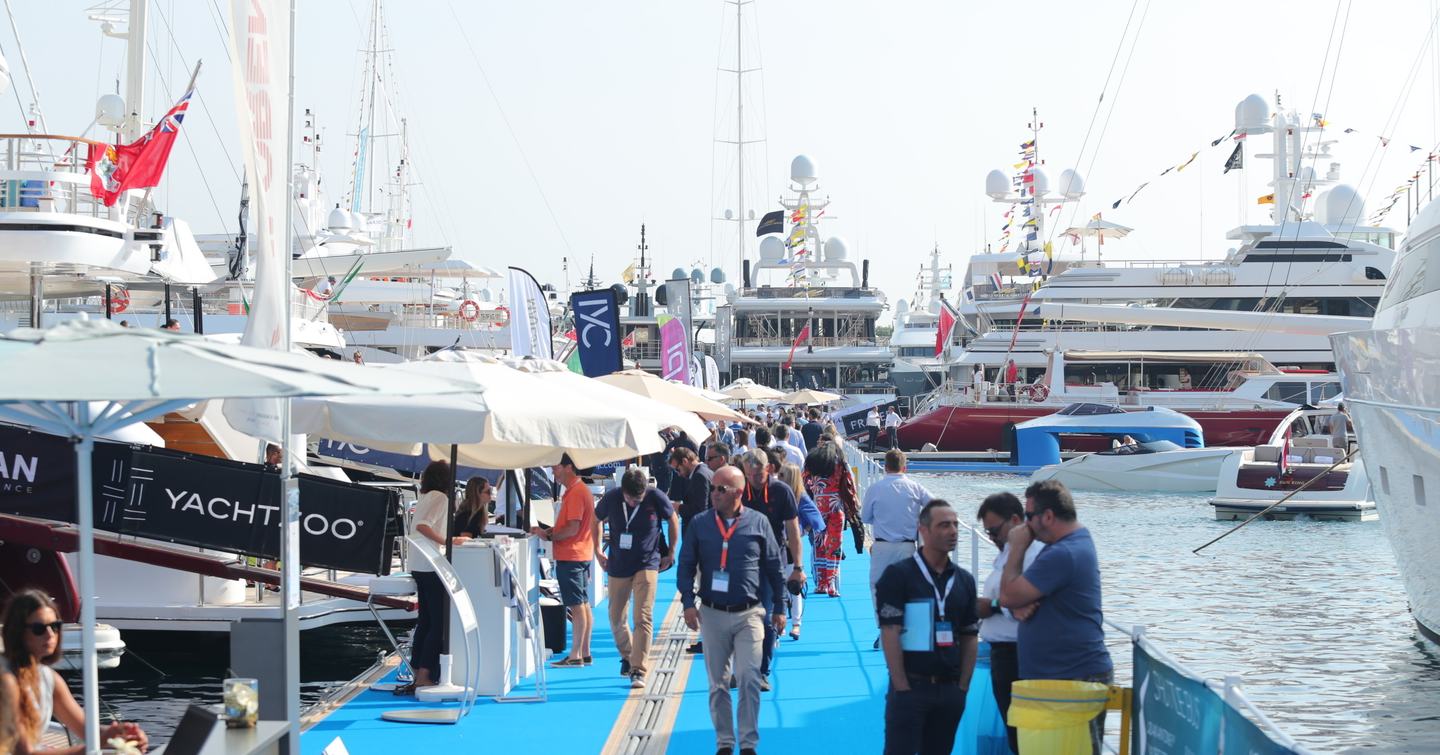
1056 403 1126 416
1103 439 1182 455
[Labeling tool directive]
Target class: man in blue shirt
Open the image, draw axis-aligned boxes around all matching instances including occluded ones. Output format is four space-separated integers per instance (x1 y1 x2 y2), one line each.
863 450 934 646
999 479 1113 755
678 465 785 755
594 467 678 690
740 449 803 690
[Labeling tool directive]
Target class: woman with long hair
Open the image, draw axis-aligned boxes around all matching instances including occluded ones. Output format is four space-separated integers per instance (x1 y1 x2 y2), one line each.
399 460 469 695
777 463 825 640
454 476 493 538
2 589 147 753
802 443 860 597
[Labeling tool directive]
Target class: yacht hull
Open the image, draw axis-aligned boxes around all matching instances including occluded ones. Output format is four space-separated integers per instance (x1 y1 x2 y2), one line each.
1032 447 1237 492
898 404 1287 452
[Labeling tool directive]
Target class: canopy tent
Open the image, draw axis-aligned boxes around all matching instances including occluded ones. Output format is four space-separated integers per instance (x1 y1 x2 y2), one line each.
596 369 752 424
0 320 475 753
780 388 844 406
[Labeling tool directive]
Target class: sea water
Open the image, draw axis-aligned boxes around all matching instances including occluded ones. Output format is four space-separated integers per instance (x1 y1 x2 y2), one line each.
67 473 1440 753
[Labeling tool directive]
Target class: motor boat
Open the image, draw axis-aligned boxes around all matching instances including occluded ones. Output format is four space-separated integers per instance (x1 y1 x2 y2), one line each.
1209 406 1373 521
1033 440 1237 492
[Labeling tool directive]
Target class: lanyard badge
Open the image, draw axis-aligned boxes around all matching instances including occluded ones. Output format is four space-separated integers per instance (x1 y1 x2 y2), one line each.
912 553 957 648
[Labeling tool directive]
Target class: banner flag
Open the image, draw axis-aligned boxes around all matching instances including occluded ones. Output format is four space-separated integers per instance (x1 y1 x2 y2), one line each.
666 278 695 349
1224 142 1244 173
784 323 811 370
714 304 733 372
756 209 785 236
658 315 690 383
223 0 293 442
507 266 554 359
569 288 624 377
703 354 721 392
935 299 959 357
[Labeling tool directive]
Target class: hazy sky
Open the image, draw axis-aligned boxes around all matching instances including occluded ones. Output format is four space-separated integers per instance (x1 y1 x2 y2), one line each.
11 1 1440 321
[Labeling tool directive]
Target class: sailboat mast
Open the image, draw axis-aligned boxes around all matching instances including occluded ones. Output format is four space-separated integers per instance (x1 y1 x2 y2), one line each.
735 0 745 275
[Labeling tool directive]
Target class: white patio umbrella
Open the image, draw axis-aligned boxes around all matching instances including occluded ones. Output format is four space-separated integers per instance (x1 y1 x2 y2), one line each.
780 388 844 406
595 369 751 424
722 378 786 402
0 320 474 753
1062 218 1134 242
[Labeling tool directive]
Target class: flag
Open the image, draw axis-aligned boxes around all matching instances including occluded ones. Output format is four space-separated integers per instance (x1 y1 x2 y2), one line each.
1411 145 1424 153
88 89 194 206
1176 151 1199 172
621 329 636 347
1234 132 1247 141
1025 230 1038 242
1091 212 1102 221
1007 293 1033 353
507 266 554 359
1223 142 1244 174
1257 193 1275 205
991 271 1004 290
1344 127 1357 134
658 314 690 383
621 262 637 284
1049 203 1062 215
1279 426 1292 477
756 209 784 236
784 322 811 369
1020 139 1035 150
934 299 959 357
1017 254 1029 274
1043 240 1053 260
1311 113 1326 127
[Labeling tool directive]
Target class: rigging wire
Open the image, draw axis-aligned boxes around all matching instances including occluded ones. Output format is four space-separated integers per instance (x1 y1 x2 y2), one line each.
448 3 574 258
143 36 230 235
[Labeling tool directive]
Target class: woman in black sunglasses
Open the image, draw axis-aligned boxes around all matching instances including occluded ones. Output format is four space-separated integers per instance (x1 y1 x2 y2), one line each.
1 589 148 753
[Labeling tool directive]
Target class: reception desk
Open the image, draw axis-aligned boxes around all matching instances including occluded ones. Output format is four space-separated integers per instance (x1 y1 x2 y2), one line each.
446 533 541 696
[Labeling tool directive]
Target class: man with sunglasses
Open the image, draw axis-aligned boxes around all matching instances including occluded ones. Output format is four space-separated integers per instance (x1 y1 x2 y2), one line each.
974 491 1044 753
669 447 711 533
999 479 1113 755
678 466 786 755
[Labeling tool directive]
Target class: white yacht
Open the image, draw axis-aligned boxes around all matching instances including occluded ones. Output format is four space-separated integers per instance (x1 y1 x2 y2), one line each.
949 94 1396 378
1209 405 1373 521
1331 196 1440 645
724 156 891 392
889 247 954 399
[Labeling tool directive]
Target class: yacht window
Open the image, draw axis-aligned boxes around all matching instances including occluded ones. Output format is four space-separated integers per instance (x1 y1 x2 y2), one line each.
1414 475 1427 506
1264 381 1309 404
1364 266 1387 280
1380 234 1440 310
1309 382 1342 403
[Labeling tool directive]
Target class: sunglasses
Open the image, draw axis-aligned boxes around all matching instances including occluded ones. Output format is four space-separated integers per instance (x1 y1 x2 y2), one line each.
1025 510 1044 521
709 484 738 494
984 524 1003 538
28 621 63 637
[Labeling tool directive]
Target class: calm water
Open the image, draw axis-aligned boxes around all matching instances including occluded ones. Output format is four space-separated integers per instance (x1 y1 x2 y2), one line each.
69 474 1440 753
919 473 1440 754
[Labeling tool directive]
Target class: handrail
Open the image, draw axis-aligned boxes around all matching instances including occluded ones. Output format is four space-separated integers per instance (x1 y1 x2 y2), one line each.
0 133 110 147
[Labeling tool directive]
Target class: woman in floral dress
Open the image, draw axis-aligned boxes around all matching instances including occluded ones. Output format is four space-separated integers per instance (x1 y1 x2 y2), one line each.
802 441 860 596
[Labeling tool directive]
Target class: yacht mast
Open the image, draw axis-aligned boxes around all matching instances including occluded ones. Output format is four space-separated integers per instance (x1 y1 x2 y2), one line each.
122 1 147 142
735 0 745 273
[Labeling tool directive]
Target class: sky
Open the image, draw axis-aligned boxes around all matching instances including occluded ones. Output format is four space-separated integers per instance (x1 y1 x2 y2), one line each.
10 1 1440 323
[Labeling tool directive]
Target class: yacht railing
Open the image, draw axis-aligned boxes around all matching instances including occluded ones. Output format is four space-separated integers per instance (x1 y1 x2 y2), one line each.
733 336 882 348
0 134 152 222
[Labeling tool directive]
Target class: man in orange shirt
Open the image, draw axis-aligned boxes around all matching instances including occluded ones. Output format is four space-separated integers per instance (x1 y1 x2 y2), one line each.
532 453 596 667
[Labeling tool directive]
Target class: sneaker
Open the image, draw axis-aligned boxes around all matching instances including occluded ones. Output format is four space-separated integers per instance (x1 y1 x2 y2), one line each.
630 671 646 689
716 748 734 755
740 749 758 755
583 656 593 666
759 676 771 692
728 676 737 690
551 656 585 668
619 659 632 677
686 641 704 654
789 623 801 641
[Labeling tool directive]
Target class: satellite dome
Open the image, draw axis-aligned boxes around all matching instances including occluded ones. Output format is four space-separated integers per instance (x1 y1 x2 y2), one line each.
1235 94 1269 133
790 155 817 185
655 286 668 305
895 298 909 317
95 93 125 128
690 268 704 283
1321 184 1365 227
609 282 629 306
824 237 849 261
1030 167 1051 196
327 205 351 230
985 169 1009 199
759 235 786 261
710 267 727 284
1057 168 1085 198
671 267 686 281
928 299 942 315
723 282 737 300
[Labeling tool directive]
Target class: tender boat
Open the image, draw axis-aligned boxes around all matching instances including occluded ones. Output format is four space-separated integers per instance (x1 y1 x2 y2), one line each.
1023 404 1235 491
1209 406 1374 521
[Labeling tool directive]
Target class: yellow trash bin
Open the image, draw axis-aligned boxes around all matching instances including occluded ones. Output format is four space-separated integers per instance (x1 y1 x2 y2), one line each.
1008 679 1110 754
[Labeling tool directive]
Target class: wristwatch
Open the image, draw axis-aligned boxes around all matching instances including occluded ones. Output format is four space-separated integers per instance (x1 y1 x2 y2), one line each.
990 598 1001 613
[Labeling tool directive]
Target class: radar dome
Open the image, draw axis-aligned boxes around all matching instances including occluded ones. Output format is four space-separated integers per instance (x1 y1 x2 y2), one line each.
759 235 786 261
327 205 352 230
690 268 704 283
895 298 909 317
1320 184 1365 227
823 237 849 261
671 267 686 281
1235 94 1269 133
1030 168 1051 196
928 299 942 315
609 283 629 306
790 155 817 185
710 267 727 284
1057 169 1085 198
723 282 737 300
95 94 125 128
985 169 1009 199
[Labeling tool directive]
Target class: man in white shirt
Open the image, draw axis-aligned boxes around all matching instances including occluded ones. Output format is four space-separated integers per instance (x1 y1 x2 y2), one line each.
975 491 1044 754
883 407 902 449
772 424 806 468
973 364 986 399
860 449 934 647
865 407 881 452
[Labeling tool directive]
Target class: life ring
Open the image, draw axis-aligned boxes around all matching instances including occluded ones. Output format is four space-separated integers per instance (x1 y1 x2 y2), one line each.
493 305 509 327
108 288 130 315
458 299 481 322
1022 383 1050 403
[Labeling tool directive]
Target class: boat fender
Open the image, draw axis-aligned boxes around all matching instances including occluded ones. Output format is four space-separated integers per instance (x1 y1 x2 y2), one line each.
458 299 481 322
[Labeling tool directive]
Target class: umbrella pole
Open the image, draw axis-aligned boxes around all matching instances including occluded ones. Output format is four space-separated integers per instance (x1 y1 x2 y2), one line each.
441 444 457 653
72 402 101 755
522 468 533 531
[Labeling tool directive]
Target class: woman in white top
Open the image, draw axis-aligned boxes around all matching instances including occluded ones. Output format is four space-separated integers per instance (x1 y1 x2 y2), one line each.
2 589 148 753
398 460 471 695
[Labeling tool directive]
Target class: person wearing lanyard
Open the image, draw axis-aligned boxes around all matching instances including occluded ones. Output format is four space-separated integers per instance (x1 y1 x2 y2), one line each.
594 468 678 689
677 465 785 755
875 499 979 755
739 449 803 692
975 491 1043 754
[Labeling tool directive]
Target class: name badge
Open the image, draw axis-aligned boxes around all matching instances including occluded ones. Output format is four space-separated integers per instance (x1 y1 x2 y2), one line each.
935 621 955 648
710 571 731 594
618 533 634 550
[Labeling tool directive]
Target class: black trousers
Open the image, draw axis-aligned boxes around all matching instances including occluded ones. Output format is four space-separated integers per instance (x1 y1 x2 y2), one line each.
412 570 447 680
989 642 1020 754
884 679 967 755
867 426 879 452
